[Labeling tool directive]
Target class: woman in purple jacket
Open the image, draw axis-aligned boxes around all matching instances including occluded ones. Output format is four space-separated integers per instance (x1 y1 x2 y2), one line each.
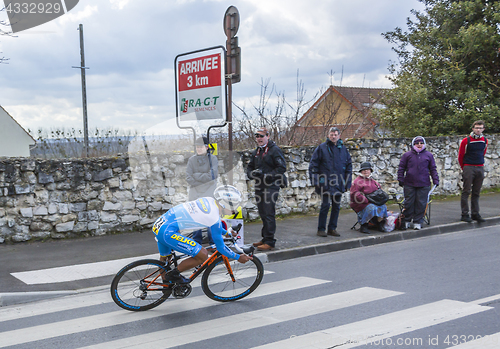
397 136 439 230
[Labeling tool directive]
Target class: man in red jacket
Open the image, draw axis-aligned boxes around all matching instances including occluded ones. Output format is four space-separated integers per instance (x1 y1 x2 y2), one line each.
458 120 488 223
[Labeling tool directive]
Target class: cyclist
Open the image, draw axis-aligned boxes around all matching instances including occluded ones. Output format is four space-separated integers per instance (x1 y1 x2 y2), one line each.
152 185 253 284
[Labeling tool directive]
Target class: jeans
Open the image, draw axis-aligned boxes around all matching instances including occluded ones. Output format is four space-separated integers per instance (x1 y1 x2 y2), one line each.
318 192 342 231
461 166 484 216
403 185 430 224
256 185 280 247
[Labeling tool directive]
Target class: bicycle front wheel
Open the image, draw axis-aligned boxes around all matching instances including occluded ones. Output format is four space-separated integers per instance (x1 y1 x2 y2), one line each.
201 256 264 302
110 259 171 311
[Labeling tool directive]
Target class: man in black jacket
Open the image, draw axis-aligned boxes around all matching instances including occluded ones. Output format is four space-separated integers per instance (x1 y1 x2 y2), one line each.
246 127 287 251
309 127 352 237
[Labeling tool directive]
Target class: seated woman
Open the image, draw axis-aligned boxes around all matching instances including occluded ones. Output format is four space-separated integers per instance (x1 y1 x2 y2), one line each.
350 162 388 233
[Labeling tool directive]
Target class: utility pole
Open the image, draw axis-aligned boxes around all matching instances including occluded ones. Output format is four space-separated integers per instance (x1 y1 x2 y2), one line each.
73 24 89 157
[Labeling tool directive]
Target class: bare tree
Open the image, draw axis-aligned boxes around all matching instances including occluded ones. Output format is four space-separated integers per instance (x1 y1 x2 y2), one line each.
211 70 386 150
1 7 13 64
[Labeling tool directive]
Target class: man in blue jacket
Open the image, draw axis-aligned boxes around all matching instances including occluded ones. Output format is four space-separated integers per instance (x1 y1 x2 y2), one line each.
309 127 352 237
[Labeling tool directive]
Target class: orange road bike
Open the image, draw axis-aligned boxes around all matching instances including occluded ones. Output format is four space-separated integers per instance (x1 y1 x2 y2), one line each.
110 226 263 311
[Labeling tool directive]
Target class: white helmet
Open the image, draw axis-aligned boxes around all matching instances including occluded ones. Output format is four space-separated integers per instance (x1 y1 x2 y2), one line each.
214 185 242 212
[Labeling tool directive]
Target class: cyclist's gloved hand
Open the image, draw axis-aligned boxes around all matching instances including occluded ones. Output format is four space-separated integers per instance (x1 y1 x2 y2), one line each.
238 254 253 264
398 181 404 187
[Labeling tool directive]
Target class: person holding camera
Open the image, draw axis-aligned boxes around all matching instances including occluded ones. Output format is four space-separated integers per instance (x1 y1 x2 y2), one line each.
246 127 287 251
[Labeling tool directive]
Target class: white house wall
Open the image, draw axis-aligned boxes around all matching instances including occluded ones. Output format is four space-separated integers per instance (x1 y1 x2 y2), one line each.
0 107 35 157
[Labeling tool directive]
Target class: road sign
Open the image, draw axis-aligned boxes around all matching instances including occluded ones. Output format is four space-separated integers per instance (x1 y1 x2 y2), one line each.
175 46 226 128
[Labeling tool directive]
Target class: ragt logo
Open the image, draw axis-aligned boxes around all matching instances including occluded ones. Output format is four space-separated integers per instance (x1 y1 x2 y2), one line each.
180 96 220 113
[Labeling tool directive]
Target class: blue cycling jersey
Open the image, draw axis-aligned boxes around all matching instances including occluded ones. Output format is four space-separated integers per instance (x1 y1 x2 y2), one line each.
152 197 239 260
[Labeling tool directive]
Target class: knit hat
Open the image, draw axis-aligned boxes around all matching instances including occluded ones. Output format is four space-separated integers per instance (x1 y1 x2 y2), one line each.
195 136 209 146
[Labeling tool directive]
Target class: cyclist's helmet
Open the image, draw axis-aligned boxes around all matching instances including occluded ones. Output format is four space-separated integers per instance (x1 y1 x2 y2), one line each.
213 185 242 212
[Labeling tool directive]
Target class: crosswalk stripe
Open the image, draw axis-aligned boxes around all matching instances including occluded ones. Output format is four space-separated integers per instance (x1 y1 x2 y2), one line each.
76 287 403 349
0 276 330 347
445 332 500 348
0 270 274 322
10 254 159 284
469 293 500 305
250 300 492 349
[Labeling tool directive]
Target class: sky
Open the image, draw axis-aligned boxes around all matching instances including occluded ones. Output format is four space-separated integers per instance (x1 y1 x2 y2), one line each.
0 0 426 136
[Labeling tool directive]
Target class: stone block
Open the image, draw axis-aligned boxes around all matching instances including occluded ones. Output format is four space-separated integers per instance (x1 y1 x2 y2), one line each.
15 184 31 194
74 222 88 232
100 212 117 223
121 215 140 223
38 172 54 184
108 178 120 188
12 233 31 242
20 207 33 218
48 204 58 214
55 221 75 232
30 221 53 231
103 201 122 211
31 231 51 239
59 203 69 214
113 191 133 201
87 199 104 211
122 201 136 210
70 203 87 212
93 168 114 182
33 206 48 216
61 214 77 223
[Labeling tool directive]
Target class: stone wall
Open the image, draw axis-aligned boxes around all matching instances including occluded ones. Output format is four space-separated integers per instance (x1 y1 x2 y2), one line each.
1 135 498 243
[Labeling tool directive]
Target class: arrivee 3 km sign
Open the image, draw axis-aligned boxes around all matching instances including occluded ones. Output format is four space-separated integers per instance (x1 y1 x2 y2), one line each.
175 46 226 127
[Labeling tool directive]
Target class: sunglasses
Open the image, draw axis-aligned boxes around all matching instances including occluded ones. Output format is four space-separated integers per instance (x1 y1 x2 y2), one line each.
415 141 424 145
255 134 266 138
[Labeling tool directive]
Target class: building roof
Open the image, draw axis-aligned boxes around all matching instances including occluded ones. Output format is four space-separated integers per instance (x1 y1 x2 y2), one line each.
297 85 388 126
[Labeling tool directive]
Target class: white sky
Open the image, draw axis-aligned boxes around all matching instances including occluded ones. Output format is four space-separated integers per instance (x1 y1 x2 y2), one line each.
0 0 425 135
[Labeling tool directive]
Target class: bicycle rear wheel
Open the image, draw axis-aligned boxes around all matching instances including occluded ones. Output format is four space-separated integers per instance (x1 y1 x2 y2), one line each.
110 259 171 311
201 256 264 302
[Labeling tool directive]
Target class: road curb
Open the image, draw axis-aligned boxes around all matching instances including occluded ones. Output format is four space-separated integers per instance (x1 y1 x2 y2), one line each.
260 216 500 263
0 291 78 307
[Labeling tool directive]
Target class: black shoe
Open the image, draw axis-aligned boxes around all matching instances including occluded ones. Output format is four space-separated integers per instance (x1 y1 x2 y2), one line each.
327 229 340 237
317 230 327 237
471 214 486 223
164 269 190 284
461 215 473 223
360 224 370 234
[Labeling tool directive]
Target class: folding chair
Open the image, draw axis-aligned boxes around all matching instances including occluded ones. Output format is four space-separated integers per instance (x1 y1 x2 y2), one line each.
398 185 436 226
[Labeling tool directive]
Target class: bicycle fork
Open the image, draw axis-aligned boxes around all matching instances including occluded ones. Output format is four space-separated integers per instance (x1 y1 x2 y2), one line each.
222 256 236 282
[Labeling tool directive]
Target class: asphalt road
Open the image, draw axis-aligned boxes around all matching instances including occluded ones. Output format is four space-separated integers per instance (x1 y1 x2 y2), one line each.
1 225 499 348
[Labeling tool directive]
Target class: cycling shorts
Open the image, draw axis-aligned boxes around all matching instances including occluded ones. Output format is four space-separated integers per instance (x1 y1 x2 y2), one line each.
153 217 202 258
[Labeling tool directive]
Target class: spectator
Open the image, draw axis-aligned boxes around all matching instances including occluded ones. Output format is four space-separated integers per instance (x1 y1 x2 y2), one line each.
309 127 352 237
186 136 218 245
397 136 439 230
458 120 488 223
247 127 287 251
350 162 388 233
